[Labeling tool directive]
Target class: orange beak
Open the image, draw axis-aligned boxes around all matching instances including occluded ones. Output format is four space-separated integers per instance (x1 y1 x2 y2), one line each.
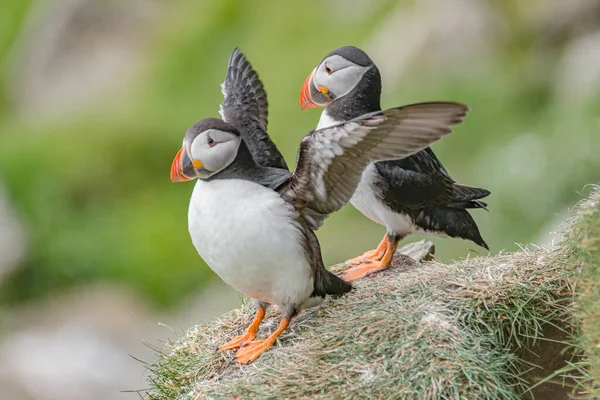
300 73 320 110
300 69 333 110
170 147 193 182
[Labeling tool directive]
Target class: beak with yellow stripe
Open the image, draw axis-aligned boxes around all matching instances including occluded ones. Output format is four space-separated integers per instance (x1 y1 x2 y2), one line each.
299 47 376 113
300 68 333 110
170 117 242 183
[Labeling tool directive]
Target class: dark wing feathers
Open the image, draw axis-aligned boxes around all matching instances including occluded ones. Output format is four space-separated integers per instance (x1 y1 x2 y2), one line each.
285 102 469 229
220 48 268 129
374 161 455 208
451 184 490 204
375 143 490 211
219 48 288 170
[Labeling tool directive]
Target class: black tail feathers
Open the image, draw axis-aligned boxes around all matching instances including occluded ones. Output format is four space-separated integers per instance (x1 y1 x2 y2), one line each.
313 266 352 298
416 207 489 250
449 184 490 210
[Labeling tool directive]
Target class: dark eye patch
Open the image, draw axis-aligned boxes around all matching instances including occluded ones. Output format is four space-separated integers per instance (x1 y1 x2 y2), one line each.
207 136 216 147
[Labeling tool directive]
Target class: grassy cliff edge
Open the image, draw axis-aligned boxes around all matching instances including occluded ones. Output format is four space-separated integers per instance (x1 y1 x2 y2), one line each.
145 188 599 399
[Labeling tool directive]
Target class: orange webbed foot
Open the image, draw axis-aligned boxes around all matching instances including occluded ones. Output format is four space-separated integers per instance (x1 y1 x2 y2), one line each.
235 339 275 364
344 234 387 265
341 237 398 281
217 308 265 351
345 248 383 265
340 260 390 281
218 331 256 351
234 318 290 364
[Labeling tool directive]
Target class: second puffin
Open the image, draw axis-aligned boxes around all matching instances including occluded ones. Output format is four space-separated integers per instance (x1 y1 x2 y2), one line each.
300 46 490 281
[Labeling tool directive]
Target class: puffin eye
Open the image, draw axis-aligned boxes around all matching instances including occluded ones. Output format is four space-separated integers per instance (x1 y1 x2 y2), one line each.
325 65 332 75
207 136 216 147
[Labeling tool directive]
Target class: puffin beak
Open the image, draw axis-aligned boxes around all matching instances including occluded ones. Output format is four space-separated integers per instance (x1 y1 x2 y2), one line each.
300 69 331 110
170 147 196 183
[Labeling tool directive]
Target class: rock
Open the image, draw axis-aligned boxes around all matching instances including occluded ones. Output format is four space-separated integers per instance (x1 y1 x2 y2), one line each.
396 240 435 263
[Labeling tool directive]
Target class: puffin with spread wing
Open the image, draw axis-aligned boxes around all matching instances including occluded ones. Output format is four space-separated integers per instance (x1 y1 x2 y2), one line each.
170 49 469 364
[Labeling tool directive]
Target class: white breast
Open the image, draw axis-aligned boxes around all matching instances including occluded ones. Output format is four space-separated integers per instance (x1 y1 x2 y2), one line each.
350 164 416 237
188 179 313 306
316 110 340 130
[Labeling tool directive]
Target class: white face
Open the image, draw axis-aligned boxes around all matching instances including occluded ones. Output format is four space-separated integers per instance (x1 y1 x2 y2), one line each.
313 55 371 100
188 129 241 179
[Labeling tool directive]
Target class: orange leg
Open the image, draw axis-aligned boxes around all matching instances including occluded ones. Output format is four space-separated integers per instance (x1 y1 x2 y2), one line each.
345 234 387 265
234 318 290 364
218 308 266 351
340 237 399 281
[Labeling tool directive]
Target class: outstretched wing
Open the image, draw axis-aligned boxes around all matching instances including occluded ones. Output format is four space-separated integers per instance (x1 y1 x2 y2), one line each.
283 102 469 229
219 48 288 170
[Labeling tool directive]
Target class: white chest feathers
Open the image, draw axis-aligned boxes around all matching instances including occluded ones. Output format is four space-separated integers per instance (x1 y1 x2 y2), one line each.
350 164 416 236
316 110 341 130
187 179 313 306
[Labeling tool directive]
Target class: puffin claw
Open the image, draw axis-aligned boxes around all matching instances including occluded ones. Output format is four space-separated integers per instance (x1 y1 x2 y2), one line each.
218 331 256 351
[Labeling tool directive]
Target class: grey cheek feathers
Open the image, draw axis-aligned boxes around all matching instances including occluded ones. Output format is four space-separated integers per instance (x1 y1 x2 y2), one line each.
318 64 371 100
189 135 241 177
203 139 240 174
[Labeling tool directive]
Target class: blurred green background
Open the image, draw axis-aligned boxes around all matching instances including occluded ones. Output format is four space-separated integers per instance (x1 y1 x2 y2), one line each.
0 0 598 312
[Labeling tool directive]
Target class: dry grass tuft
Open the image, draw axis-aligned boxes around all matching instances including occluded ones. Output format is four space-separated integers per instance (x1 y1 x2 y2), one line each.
144 188 599 399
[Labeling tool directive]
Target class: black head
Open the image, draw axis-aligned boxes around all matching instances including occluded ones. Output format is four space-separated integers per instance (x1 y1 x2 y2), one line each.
170 118 242 182
325 46 374 68
300 46 382 118
184 117 240 141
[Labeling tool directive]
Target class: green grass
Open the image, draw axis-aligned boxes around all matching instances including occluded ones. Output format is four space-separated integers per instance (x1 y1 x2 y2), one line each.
143 188 599 399
562 186 600 397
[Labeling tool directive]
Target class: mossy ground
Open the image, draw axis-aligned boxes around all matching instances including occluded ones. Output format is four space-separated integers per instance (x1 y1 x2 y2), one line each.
144 188 599 399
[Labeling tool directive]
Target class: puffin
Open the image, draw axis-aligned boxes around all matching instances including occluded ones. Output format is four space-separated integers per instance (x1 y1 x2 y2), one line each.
300 46 490 281
170 50 470 364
